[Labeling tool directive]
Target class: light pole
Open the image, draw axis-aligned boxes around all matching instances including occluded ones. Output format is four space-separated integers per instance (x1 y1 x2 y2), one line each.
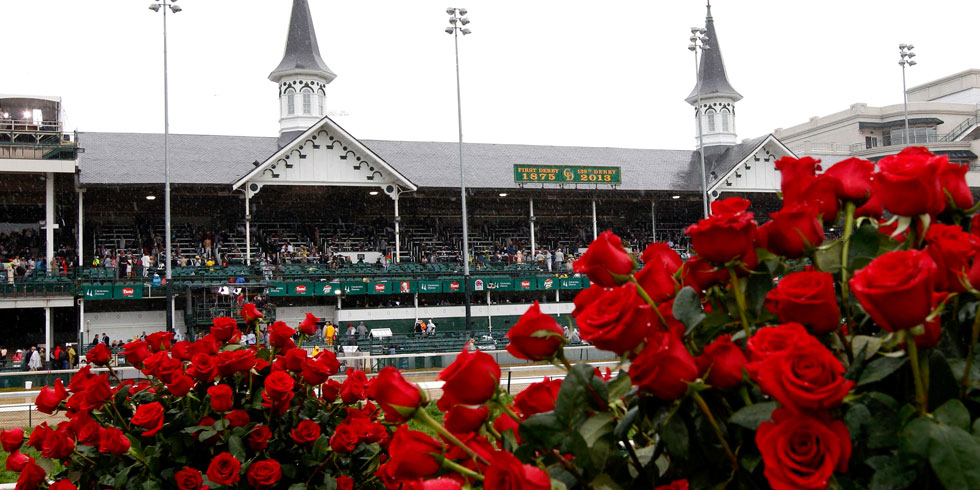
899 44 916 146
689 27 710 218
446 8 473 336
149 0 181 332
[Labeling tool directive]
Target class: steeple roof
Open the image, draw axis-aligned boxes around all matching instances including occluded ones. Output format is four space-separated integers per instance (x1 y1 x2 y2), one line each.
686 2 741 104
269 0 337 83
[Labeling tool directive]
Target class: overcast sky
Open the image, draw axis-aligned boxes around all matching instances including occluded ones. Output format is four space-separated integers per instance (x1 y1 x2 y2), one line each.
1 0 976 151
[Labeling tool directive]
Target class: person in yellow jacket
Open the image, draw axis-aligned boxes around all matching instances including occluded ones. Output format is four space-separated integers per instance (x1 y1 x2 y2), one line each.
325 323 335 347
312 345 320 357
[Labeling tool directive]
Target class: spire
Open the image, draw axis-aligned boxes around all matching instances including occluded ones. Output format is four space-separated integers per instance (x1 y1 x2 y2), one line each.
685 1 741 104
269 0 337 83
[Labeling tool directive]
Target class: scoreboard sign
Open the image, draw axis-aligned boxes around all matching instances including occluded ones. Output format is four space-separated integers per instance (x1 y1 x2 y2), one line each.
514 165 621 184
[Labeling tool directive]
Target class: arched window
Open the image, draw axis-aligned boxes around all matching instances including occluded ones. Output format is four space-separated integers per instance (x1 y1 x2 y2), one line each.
318 89 325 115
285 88 295 116
302 88 313 115
706 109 716 132
721 109 730 132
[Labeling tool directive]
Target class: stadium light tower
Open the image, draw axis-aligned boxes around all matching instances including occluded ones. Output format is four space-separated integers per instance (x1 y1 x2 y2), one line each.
690 27 710 218
446 7 473 335
149 0 181 332
898 44 916 145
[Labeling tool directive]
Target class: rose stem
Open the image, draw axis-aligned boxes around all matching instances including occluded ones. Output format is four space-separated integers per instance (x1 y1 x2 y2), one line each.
691 391 738 468
414 407 490 466
628 276 669 326
906 338 929 415
623 437 654 487
961 302 980 398
552 448 586 482
441 458 485 481
556 348 573 371
838 201 856 363
726 266 752 340
492 397 524 424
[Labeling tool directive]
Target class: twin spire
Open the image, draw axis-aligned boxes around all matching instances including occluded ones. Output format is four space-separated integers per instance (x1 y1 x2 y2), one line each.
269 0 336 83
685 1 741 105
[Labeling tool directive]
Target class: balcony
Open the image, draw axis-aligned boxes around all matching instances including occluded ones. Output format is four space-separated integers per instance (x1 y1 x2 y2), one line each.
0 119 77 161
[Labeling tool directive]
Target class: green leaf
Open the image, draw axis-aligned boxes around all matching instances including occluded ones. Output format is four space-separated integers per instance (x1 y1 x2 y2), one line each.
289 484 310 490
673 287 706 335
313 434 331 461
858 356 908 386
607 372 632 401
866 454 917 490
520 412 565 449
554 363 607 427
614 406 640 440
591 474 625 490
579 412 615 446
852 335 884 360
729 401 778 430
746 270 774 317
814 238 843 273
973 418 980 438
141 480 162 490
228 435 246 461
847 224 881 271
928 351 960 411
898 417 934 465
662 413 689 460
934 399 970 431
844 403 871 439
113 464 135 489
925 423 980 490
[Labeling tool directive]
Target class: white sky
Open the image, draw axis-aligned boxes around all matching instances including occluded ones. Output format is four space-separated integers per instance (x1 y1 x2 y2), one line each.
1 0 977 150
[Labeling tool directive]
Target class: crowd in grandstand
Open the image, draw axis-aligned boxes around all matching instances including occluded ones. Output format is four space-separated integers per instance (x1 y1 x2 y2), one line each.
0 229 78 283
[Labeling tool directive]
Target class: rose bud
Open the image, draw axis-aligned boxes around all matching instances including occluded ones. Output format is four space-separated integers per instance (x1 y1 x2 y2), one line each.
0 427 24 453
756 408 851 490
684 197 758 264
298 312 319 337
765 270 840 335
86 343 111 366
366 366 423 422
629 331 698 400
758 204 824 259
824 157 875 203
695 335 747 390
438 347 501 406
850 249 936 332
386 426 444 480
35 378 68 414
505 301 565 361
572 230 635 287
775 156 822 204
873 146 944 217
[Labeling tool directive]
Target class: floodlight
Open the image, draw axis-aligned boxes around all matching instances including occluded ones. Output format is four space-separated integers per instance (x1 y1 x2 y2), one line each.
149 4 161 11
461 28 471 35
460 18 470 25
688 44 696 51
447 7 455 14
459 8 467 15
170 4 181 12
908 60 916 66
672 195 681 199
146 195 157 200
907 44 914 50
498 193 507 197
445 27 454 34
449 17 457 24
369 191 379 196
899 43 907 49
701 35 709 43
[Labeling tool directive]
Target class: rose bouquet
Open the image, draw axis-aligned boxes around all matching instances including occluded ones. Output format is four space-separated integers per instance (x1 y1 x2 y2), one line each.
5 146 980 490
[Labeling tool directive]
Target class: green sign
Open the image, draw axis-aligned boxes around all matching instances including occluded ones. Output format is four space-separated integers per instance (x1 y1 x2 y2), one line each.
560 277 584 290
314 282 339 296
537 277 557 290
267 283 287 296
513 165 621 184
342 282 367 295
473 277 514 291
419 280 442 293
113 283 143 300
288 282 314 297
82 284 113 300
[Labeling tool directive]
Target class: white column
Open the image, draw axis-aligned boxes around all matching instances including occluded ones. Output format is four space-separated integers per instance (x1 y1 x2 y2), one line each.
46 172 55 275
77 189 84 266
529 198 536 258
44 307 52 362
79 299 85 349
245 190 251 266
555 288 560 303
651 200 657 244
592 199 598 241
394 194 401 263
487 290 492 332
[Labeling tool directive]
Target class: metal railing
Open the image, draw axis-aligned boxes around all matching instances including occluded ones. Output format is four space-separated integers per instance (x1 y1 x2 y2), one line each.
940 114 979 142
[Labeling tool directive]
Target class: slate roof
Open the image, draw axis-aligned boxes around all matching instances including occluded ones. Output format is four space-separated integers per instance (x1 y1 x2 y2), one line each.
76 132 774 193
268 0 336 82
686 3 742 104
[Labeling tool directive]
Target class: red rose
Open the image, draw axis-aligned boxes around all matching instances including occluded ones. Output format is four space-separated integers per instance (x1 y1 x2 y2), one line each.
291 419 321 445
925 223 980 292
175 467 209 490
35 378 68 414
207 384 234 412
824 157 874 203
366 366 423 422
86 342 111 366
972 213 980 238
874 146 944 216
575 282 655 356
167 373 195 397
186 353 216 384
98 426 131 456
758 204 824 259
321 379 343 402
937 157 973 210
247 425 272 452
206 452 241 486
145 331 173 353
264 370 295 401
695 335 747 390
750 339 854 412
757 408 851 490
191 335 220 356
572 230 635 287
241 303 262 323
679 256 729 292
855 192 883 219
26 423 51 451
798 174 843 224
635 242 682 302
439 348 501 405
387 426 444 480
246 459 282 489
301 357 332 386
655 480 690 490
336 475 354 490
850 250 937 331
71 414 100 446
775 156 822 204
215 349 257 377
299 312 319 337
268 321 296 350
493 410 521 445
444 404 490 434
131 401 165 437
629 331 698 400
5 451 32 472
170 340 192 361
340 368 368 404
41 429 75 459
1 427 24 453
513 378 562 418
423 478 463 490
330 423 359 453
49 480 76 490
685 197 758 264
211 317 238 343
747 323 815 362
505 301 565 361
765 271 840 334
484 451 551 490
121 340 151 367
16 461 47 490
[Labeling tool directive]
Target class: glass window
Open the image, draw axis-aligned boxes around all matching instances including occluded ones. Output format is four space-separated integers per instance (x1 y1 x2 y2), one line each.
707 112 716 132
318 95 324 115
303 93 312 114
721 113 730 132
287 94 295 115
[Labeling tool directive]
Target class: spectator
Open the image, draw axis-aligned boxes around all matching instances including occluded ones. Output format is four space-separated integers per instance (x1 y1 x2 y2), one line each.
27 346 41 371
325 322 335 347
356 321 368 338
426 319 437 336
